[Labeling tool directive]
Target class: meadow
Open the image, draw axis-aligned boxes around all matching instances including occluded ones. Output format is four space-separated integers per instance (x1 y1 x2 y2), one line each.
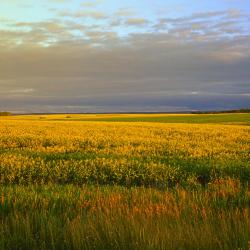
7 113 250 125
0 113 249 249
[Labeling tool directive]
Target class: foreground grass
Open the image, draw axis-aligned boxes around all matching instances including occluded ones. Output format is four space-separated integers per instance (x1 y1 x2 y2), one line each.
0 182 250 250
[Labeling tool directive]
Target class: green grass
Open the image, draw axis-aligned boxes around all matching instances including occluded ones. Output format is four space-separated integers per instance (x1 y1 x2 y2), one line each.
71 113 250 125
0 184 250 250
3 113 250 125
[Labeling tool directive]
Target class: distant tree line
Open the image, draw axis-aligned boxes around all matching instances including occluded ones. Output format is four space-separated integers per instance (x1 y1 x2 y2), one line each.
192 109 250 114
0 111 11 116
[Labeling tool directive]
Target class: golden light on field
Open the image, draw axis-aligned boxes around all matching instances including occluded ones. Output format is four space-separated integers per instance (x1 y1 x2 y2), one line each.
0 116 249 186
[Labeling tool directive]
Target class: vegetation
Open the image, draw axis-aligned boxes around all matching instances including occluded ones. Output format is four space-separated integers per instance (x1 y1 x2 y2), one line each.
2 113 250 125
0 114 249 249
0 120 249 186
1 183 250 250
0 111 11 116
191 108 250 114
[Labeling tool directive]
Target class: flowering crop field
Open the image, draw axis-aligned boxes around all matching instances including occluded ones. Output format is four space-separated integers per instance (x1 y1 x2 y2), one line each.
0 114 249 249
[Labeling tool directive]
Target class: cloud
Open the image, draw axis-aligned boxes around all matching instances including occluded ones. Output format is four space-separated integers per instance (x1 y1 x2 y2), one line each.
50 0 69 3
115 8 136 17
0 86 35 97
59 10 107 19
0 8 249 112
208 50 249 63
81 1 104 8
9 88 34 93
125 18 149 26
154 9 246 31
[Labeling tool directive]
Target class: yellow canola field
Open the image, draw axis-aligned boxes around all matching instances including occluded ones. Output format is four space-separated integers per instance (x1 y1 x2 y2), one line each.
0 119 249 185
0 121 250 157
0 120 249 156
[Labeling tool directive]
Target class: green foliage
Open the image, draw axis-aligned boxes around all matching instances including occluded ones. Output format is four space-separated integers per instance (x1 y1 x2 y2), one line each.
0 151 249 187
4 113 250 125
82 113 250 125
0 184 249 250
192 108 250 114
0 111 11 116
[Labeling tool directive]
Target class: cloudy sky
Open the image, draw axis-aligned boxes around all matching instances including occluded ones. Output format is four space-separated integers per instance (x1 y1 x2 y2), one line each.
0 0 249 113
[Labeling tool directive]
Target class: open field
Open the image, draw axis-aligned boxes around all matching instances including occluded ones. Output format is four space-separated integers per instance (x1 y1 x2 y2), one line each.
0 114 249 249
3 113 250 125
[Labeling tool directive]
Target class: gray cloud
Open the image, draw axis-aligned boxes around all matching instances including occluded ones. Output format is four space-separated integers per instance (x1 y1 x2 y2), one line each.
0 9 249 112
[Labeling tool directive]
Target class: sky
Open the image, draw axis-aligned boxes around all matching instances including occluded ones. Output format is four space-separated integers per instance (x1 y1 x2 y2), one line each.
0 0 250 113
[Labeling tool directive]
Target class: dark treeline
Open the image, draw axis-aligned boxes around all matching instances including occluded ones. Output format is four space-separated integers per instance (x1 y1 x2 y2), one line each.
192 109 250 114
0 111 12 116
1 110 249 116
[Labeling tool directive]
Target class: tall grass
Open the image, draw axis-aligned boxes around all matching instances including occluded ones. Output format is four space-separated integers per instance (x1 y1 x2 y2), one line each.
0 181 249 250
